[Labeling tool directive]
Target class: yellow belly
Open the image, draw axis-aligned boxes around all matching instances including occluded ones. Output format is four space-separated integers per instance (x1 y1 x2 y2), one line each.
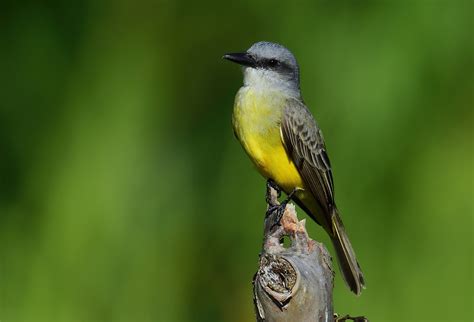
232 87 304 193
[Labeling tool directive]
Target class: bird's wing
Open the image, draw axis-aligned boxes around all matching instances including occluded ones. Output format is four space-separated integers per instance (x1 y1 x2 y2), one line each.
281 98 366 295
280 98 335 215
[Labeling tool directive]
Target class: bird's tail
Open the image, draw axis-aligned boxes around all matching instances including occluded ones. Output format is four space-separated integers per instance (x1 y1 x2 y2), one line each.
330 209 365 295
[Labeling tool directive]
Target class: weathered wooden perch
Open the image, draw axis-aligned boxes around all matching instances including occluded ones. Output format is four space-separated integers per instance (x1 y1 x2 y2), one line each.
253 185 334 322
253 185 368 322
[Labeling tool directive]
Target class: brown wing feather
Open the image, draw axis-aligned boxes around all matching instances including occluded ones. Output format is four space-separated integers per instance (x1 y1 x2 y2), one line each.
281 97 365 295
280 97 335 216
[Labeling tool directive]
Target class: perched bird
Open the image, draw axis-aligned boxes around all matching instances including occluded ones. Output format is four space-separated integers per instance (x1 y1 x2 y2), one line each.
224 41 365 295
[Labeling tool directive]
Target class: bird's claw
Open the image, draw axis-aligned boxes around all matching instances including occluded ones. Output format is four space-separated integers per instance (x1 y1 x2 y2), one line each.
266 203 287 227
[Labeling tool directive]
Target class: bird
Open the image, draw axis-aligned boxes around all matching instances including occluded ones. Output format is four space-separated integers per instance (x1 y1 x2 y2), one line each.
223 41 365 295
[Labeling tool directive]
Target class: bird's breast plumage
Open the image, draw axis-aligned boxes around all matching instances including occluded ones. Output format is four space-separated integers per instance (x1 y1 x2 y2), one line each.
232 86 304 192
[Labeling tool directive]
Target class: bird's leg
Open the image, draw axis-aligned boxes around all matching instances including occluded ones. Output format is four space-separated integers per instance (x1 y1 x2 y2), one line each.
267 187 299 225
266 179 281 215
266 182 300 226
266 179 286 226
280 187 300 208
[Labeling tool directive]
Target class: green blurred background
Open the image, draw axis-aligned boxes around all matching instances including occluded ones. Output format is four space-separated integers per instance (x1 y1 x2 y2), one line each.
1 1 472 321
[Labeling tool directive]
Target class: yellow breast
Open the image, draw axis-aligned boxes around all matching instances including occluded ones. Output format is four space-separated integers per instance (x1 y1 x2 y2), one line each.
232 87 304 193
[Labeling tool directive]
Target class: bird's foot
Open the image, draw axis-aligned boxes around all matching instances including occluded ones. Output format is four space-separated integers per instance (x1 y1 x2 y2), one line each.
265 183 300 226
267 188 296 223
266 203 287 225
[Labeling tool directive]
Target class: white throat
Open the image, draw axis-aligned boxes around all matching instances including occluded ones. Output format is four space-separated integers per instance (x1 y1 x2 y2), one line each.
243 67 300 98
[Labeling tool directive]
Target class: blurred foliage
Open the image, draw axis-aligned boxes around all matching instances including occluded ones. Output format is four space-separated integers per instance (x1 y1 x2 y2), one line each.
0 0 473 321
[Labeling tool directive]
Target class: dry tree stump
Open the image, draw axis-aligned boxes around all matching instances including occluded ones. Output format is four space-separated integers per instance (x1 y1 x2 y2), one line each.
252 184 367 322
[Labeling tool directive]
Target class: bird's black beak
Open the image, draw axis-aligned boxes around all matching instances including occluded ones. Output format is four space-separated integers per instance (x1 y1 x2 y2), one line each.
223 52 256 67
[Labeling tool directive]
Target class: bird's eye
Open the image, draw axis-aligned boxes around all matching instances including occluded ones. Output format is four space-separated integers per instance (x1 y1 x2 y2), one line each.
268 59 279 67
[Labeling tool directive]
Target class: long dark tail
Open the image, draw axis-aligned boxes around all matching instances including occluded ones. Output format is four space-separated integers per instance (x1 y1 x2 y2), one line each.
330 209 365 295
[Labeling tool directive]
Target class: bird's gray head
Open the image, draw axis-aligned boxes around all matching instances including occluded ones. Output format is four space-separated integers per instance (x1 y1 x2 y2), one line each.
224 41 300 95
